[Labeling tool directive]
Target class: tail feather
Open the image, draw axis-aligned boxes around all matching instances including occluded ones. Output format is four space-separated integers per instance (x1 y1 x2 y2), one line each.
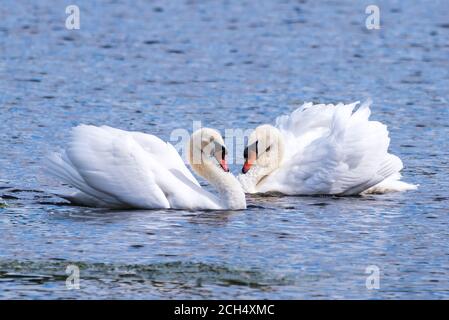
364 173 418 194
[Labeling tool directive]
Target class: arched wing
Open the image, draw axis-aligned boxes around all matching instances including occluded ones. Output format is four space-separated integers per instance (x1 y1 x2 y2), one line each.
261 101 403 195
47 125 218 209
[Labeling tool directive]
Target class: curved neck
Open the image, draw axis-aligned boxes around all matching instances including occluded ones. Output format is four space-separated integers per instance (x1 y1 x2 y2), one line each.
200 162 246 210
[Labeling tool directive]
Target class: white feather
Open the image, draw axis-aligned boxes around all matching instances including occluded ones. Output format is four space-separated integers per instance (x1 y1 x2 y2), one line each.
257 101 417 195
46 125 240 210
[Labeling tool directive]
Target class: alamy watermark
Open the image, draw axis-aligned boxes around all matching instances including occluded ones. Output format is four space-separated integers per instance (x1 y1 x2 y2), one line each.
365 265 380 290
365 5 380 30
170 121 255 165
66 264 80 289
65 5 80 30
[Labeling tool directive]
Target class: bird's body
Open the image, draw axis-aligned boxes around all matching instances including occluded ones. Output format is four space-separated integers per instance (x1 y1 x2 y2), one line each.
238 101 417 195
47 125 246 210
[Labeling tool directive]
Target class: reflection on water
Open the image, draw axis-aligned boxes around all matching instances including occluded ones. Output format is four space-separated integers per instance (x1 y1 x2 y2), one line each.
1 0 449 299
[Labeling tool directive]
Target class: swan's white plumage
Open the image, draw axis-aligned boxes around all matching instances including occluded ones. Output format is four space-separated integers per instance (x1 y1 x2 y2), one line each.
241 101 417 195
47 125 243 210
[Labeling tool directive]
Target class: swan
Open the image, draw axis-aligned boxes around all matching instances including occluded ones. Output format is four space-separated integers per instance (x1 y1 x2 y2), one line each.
47 125 246 210
238 100 417 195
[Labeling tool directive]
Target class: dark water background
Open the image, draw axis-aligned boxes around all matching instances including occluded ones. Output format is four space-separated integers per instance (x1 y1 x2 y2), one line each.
0 0 448 299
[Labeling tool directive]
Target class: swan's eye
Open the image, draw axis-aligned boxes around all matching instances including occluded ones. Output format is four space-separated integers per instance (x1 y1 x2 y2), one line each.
265 145 271 152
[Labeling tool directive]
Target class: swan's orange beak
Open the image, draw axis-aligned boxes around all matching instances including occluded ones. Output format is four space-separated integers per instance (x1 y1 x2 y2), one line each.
220 159 229 172
242 161 252 174
242 149 257 174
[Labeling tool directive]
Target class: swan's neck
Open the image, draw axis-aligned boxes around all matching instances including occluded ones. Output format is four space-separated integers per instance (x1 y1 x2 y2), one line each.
237 165 269 193
204 164 246 210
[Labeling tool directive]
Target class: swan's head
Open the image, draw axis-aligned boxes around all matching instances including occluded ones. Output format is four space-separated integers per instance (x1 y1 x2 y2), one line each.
188 128 229 178
242 125 284 176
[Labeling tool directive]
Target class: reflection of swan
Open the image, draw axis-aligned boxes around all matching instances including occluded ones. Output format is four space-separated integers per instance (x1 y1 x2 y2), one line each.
238 101 417 195
47 125 246 210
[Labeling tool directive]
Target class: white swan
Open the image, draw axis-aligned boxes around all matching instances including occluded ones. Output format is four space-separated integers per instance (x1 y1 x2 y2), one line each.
238 100 417 195
47 125 246 210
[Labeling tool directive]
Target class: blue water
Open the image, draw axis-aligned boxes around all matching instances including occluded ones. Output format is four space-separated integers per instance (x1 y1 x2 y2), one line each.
1 0 448 299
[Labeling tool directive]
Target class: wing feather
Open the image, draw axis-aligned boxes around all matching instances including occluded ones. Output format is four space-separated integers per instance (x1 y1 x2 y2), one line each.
46 125 220 209
260 100 411 195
